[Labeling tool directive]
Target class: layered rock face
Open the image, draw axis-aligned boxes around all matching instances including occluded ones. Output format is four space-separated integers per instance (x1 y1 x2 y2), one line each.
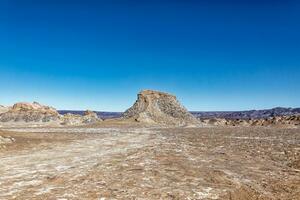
122 90 200 126
0 102 60 123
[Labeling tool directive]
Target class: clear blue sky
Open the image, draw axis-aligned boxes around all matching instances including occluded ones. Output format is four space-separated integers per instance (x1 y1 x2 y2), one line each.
0 0 299 111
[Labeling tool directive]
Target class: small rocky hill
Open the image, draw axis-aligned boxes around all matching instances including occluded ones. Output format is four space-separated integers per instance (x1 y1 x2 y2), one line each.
0 102 60 123
0 102 102 126
61 110 102 125
122 90 201 126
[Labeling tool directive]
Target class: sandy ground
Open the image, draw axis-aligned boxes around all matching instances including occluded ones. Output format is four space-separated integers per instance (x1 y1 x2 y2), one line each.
0 125 299 200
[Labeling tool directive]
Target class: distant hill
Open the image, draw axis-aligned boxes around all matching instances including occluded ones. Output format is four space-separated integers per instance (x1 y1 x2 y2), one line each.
191 107 300 119
58 110 122 119
59 107 300 120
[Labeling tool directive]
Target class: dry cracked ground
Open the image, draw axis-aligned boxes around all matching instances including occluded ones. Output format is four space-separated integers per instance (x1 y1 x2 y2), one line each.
0 126 299 200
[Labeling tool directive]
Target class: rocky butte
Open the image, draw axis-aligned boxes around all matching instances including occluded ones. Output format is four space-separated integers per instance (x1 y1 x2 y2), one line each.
122 90 201 126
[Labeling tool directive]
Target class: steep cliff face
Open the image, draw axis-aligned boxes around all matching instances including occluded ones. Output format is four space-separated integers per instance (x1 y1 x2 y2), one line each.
122 90 201 126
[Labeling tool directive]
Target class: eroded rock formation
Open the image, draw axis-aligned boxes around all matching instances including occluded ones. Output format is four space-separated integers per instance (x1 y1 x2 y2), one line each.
0 102 60 123
0 102 101 126
122 90 201 126
61 110 101 125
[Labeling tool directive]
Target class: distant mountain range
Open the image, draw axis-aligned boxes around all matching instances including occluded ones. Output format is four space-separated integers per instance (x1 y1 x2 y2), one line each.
58 110 122 120
191 107 300 119
59 107 300 120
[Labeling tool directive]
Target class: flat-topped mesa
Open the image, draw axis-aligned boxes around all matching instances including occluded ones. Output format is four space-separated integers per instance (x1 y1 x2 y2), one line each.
138 90 176 98
122 90 201 126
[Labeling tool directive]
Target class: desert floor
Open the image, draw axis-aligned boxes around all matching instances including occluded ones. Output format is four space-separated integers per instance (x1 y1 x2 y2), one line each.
0 125 299 200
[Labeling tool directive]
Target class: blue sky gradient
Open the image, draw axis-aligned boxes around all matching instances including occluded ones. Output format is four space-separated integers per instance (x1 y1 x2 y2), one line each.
0 0 299 111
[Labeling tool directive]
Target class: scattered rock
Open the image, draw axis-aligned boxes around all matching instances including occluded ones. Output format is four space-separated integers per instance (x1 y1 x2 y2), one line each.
122 90 201 126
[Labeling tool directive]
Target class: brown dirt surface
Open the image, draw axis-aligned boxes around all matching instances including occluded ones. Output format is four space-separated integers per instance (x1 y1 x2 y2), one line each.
0 125 299 200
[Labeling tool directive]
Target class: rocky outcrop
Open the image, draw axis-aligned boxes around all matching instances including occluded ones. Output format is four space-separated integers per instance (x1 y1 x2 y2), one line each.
122 90 201 126
250 115 300 127
11 102 57 113
61 113 82 125
0 105 9 114
200 115 300 127
82 110 101 124
0 102 102 126
0 102 60 123
61 110 101 125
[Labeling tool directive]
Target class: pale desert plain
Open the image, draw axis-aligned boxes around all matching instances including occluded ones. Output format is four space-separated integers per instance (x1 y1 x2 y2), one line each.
0 90 299 200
